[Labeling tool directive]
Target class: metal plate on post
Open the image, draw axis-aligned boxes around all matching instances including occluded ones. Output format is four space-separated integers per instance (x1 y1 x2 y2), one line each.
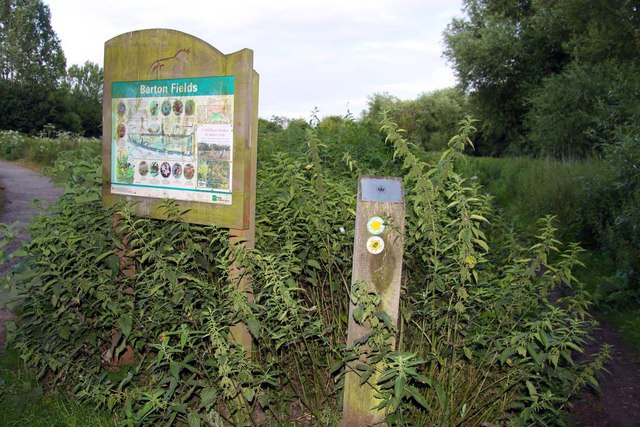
360 177 403 203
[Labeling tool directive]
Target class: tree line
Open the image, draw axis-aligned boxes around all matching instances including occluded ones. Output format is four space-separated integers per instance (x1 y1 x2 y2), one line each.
443 0 639 159
359 0 638 309
0 0 102 137
2 0 638 161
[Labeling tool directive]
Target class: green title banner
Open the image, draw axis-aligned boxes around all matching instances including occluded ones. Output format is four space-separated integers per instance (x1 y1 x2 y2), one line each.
112 76 234 99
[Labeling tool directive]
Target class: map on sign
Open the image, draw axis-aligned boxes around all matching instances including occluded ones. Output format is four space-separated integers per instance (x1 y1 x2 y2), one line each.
110 76 234 204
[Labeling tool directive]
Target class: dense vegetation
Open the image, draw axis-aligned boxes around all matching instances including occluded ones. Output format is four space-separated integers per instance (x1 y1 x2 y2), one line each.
377 0 640 320
0 0 638 425
0 118 609 425
443 0 639 159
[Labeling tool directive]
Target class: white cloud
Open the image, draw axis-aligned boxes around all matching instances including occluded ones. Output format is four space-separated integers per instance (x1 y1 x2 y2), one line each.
44 0 463 119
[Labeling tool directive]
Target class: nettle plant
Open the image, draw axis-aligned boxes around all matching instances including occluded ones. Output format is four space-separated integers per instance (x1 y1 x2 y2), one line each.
6 116 607 426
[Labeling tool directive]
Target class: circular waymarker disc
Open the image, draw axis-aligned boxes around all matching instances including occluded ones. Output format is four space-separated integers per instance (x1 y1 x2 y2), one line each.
366 216 385 235
366 236 385 255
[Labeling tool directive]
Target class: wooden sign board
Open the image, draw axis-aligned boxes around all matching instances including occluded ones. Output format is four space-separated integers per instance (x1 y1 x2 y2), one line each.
102 29 259 229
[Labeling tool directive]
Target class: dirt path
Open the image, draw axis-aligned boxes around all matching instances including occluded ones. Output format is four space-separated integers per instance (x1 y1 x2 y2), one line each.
570 319 640 426
0 160 63 354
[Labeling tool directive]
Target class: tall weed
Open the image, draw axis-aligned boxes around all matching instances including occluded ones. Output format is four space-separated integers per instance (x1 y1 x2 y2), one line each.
3 117 607 425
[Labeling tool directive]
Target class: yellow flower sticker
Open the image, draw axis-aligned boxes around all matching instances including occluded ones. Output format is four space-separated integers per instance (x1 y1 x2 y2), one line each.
366 236 385 254
366 216 385 235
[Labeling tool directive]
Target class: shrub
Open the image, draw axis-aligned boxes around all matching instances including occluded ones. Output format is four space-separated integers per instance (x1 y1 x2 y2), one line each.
5 118 607 425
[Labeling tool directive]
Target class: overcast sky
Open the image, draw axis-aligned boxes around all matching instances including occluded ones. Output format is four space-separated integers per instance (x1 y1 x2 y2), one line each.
45 0 463 120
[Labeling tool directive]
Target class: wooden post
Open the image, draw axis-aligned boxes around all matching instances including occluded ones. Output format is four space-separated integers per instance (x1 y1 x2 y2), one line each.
343 176 405 426
227 48 259 356
108 213 136 369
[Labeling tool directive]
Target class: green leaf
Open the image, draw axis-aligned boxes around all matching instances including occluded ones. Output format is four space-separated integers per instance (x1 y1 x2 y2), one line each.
307 259 321 269
11 249 28 258
94 249 115 263
359 366 374 386
377 370 396 386
549 352 559 368
394 376 404 402
170 361 181 379
407 385 429 409
470 214 489 223
187 413 201 427
247 318 261 339
526 380 538 401
200 387 217 408
117 314 132 337
463 346 472 360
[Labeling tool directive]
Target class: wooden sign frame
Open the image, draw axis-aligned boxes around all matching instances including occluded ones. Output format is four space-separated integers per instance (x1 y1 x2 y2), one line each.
102 29 259 230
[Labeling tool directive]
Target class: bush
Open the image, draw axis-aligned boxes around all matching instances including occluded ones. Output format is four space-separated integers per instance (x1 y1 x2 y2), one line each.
5 119 607 425
456 155 610 245
0 130 100 168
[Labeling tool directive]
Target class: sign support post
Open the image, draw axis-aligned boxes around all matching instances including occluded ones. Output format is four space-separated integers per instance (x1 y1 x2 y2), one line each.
343 176 405 426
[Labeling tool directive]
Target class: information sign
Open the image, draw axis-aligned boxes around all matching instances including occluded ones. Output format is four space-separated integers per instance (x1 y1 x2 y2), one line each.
111 76 235 204
101 29 259 229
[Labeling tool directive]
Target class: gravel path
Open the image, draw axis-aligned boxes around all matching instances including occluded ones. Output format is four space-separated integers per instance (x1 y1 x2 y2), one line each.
0 160 63 354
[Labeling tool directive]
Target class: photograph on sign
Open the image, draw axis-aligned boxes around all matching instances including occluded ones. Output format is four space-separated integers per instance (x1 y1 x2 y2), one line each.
110 75 234 204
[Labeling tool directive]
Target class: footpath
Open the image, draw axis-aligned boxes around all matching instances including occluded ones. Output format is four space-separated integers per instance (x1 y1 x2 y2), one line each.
0 160 63 353
0 161 639 424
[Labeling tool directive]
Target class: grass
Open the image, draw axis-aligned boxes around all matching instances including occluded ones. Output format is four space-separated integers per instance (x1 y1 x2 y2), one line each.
606 311 640 354
0 346 117 427
572 250 640 355
456 155 640 353
456 155 609 242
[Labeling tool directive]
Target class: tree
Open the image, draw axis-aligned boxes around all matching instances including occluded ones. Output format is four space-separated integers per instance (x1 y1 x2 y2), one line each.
0 1 104 136
443 0 570 155
65 61 103 102
524 0 640 158
0 0 66 86
362 89 468 151
443 0 640 158
63 61 103 136
362 92 402 123
407 89 468 151
0 0 78 135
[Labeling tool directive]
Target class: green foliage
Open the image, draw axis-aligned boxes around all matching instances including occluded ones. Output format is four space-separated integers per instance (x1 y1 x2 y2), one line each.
369 115 607 425
4 117 607 425
526 59 640 159
0 130 100 167
0 2 103 136
444 0 640 157
444 0 568 155
457 148 640 311
0 346 116 427
0 79 88 135
456 155 610 243
594 122 640 307
363 88 468 151
61 61 104 138
0 0 66 86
